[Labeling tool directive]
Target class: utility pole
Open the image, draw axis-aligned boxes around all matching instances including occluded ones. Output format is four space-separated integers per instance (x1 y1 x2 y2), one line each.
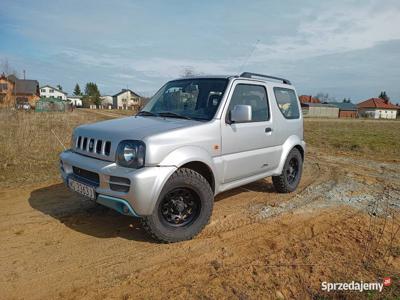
23 70 26 80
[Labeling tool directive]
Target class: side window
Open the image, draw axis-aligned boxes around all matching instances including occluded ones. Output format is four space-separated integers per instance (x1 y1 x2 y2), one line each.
227 84 269 122
274 87 300 119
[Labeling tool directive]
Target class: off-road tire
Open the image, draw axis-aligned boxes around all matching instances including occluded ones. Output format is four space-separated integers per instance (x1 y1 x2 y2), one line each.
141 168 213 243
272 148 303 193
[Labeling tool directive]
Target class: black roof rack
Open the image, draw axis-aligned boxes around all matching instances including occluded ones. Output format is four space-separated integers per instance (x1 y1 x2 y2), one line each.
240 72 291 85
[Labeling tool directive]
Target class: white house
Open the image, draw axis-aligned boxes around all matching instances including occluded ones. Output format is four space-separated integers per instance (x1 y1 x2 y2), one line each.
112 89 141 109
67 96 83 107
357 98 398 119
40 85 68 100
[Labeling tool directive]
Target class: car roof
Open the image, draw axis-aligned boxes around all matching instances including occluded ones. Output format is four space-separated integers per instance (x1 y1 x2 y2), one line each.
172 73 293 87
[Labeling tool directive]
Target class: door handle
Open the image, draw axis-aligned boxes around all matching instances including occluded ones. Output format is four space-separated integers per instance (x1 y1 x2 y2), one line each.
265 127 272 133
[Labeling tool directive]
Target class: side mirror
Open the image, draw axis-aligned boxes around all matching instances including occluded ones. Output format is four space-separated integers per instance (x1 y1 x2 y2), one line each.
230 105 252 123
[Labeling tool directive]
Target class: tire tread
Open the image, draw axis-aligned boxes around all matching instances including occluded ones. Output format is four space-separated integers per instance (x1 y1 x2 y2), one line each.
141 168 213 243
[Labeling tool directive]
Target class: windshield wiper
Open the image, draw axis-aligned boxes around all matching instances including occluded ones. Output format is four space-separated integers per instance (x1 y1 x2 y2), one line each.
158 111 192 120
136 110 158 117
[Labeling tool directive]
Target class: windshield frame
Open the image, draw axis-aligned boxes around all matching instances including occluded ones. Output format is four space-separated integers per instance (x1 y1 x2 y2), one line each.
141 78 229 121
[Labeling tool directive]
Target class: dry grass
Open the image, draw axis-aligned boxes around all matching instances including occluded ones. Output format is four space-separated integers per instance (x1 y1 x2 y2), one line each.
0 109 111 187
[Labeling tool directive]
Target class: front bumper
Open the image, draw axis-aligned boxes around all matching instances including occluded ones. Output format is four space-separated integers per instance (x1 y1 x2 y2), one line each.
60 150 176 216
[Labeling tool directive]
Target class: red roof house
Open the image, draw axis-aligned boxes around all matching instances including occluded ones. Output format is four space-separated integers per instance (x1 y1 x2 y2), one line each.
299 95 320 104
357 98 398 119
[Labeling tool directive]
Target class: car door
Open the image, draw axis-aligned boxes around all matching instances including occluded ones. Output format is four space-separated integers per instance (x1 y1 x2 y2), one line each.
221 81 281 183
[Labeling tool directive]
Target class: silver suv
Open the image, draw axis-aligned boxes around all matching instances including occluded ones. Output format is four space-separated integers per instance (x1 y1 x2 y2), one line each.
60 72 305 242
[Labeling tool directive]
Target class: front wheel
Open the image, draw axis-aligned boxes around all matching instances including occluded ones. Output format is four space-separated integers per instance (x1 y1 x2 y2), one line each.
141 168 213 243
272 148 303 193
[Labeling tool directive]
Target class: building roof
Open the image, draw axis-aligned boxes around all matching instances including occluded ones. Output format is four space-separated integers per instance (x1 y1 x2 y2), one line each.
7 74 18 82
6 74 39 95
40 85 67 95
299 95 320 104
301 102 338 108
16 79 39 94
38 96 66 102
357 98 398 110
113 89 141 98
0 74 15 84
327 102 357 111
67 95 82 99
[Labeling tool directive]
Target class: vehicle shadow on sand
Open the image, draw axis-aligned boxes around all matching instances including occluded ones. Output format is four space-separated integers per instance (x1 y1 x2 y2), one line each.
29 180 276 242
28 183 152 242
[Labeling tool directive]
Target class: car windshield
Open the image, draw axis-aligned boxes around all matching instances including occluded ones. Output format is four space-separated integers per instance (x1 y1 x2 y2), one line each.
141 78 229 121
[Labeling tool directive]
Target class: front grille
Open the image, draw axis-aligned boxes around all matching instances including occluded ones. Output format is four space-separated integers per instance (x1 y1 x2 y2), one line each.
109 176 130 193
75 136 112 157
72 166 100 186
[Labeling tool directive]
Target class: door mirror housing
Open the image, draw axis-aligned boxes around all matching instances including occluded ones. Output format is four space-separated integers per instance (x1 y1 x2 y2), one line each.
230 105 252 123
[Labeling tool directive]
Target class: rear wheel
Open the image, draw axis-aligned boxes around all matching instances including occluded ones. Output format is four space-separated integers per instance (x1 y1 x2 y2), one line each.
141 168 213 243
272 148 303 193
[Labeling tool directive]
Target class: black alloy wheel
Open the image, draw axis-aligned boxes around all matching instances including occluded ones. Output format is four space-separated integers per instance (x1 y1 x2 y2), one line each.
159 188 201 227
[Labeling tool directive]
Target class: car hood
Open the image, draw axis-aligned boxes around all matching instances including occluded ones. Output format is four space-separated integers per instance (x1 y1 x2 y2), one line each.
72 116 202 161
75 116 200 141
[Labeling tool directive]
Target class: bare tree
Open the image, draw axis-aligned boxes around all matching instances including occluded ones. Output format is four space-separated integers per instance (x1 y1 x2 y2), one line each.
0 58 18 77
180 67 197 78
315 92 335 103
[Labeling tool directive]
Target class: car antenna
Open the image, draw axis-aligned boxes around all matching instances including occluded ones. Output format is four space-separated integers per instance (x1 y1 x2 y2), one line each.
238 39 260 73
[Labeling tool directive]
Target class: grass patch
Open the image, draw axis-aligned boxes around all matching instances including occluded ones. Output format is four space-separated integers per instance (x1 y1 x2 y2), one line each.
304 119 400 160
0 109 111 188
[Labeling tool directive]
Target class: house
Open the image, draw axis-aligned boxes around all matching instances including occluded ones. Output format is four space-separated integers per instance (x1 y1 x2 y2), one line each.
112 89 142 109
357 98 398 119
100 95 113 107
301 102 339 118
299 95 320 104
67 95 83 107
328 102 358 118
0 74 16 108
0 74 40 107
40 85 68 100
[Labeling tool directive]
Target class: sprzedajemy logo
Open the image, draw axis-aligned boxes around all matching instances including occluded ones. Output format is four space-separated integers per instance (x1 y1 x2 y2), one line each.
321 278 392 293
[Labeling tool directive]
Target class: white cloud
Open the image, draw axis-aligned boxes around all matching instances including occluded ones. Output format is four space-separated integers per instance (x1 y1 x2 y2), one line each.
252 2 400 62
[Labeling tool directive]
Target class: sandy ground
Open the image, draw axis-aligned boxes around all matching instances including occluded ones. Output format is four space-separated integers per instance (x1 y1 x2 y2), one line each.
1 148 399 299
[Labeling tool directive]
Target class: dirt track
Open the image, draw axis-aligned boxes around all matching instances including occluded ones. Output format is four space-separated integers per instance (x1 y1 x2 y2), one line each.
1 148 399 299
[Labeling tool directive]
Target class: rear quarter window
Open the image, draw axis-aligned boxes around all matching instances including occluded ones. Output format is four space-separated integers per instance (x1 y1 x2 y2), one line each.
274 87 300 119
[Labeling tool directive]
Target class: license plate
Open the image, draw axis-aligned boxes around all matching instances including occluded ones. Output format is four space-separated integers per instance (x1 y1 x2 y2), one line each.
68 178 96 200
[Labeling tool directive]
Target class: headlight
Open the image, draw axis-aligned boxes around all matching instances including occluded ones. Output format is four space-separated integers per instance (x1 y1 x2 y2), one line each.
116 140 146 168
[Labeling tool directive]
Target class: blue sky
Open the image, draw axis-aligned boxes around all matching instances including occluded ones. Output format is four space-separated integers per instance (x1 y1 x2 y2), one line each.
1 0 400 102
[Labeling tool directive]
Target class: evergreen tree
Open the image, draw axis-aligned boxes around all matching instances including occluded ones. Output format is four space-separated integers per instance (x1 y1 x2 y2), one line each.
379 91 390 102
56 84 63 91
83 82 101 107
342 98 352 103
73 83 82 96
